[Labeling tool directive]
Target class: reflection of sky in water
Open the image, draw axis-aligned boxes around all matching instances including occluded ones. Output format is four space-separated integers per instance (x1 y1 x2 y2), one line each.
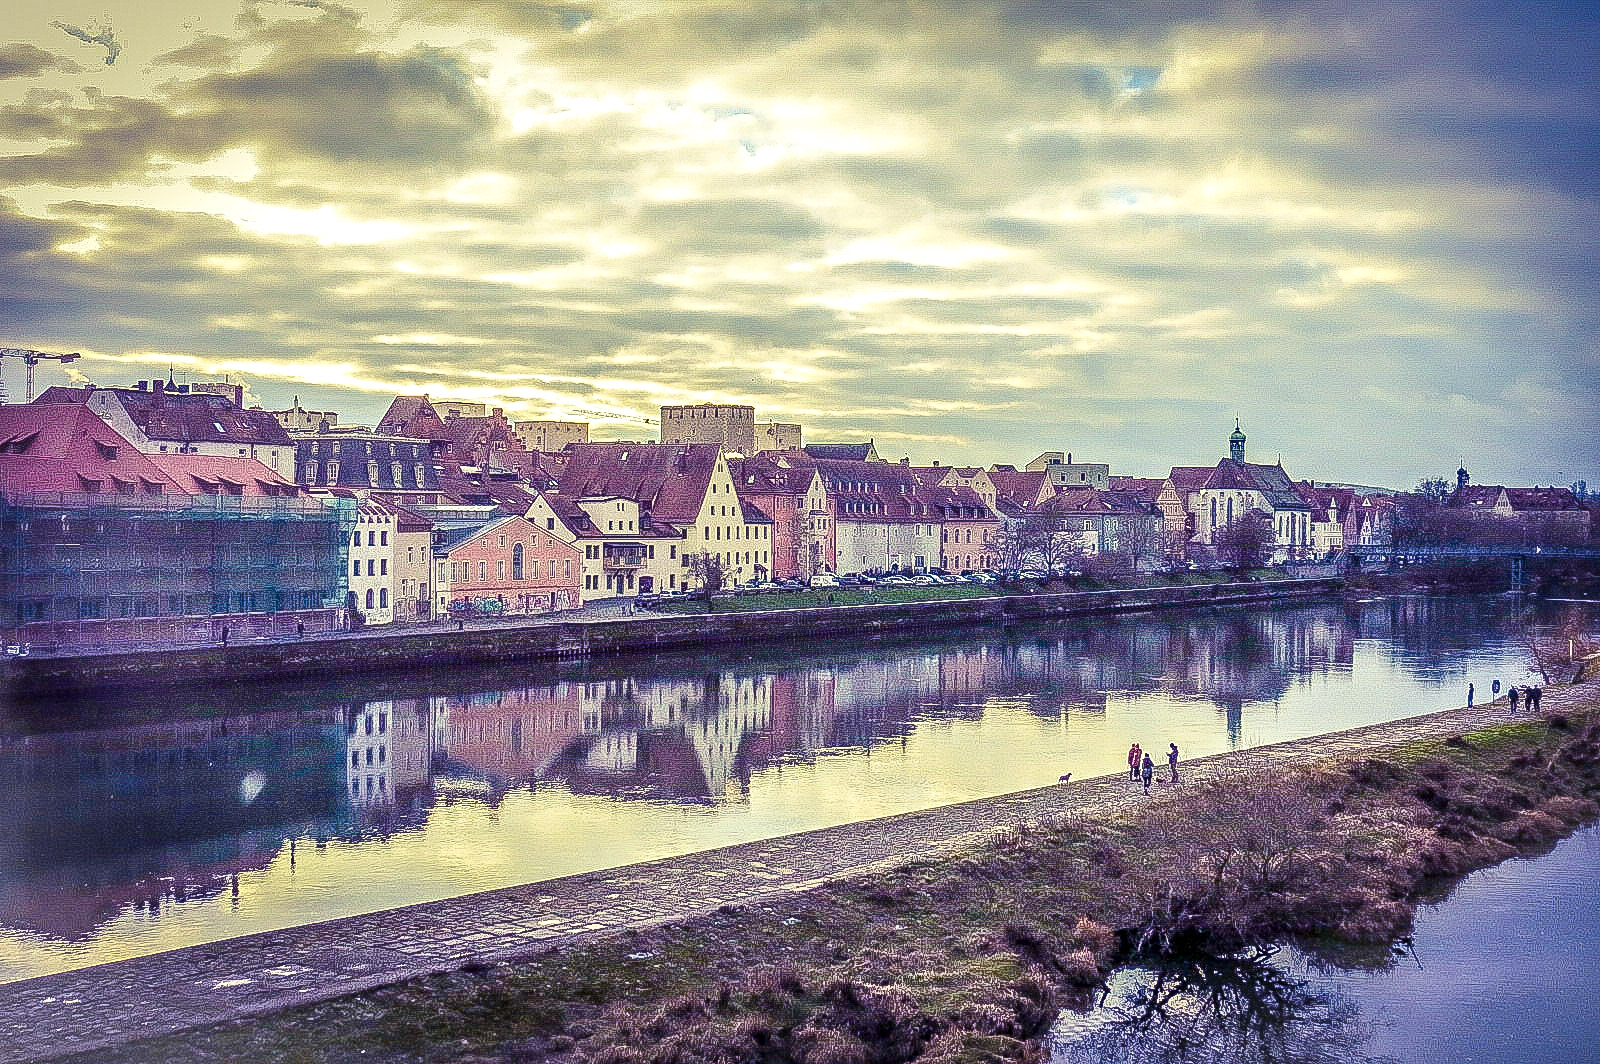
0 595 1589 981
1052 823 1600 1064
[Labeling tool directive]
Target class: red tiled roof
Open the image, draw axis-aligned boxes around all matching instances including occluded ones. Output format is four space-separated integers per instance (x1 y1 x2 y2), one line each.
145 454 302 497
57 386 294 447
1503 487 1584 512
0 404 181 497
376 396 451 441
554 443 723 525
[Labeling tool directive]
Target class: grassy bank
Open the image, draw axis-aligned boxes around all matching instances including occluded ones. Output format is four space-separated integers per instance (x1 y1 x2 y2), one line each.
657 569 1282 614
56 688 1600 1064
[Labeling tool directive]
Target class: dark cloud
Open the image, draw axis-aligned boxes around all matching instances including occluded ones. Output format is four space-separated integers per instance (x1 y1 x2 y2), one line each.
0 43 81 79
151 33 243 70
188 46 494 167
0 91 236 184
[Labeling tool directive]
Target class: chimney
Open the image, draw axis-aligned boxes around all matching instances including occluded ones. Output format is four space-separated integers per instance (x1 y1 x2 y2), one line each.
492 407 503 418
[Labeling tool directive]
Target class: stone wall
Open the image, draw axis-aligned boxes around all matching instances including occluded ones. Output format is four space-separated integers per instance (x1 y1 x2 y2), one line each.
2 579 1342 699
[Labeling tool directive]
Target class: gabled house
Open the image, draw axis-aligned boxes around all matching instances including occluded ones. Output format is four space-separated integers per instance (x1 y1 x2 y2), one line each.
38 379 296 476
776 454 942 574
550 443 774 590
909 467 1001 572
1185 422 1314 563
524 491 686 597
432 514 582 617
729 453 835 579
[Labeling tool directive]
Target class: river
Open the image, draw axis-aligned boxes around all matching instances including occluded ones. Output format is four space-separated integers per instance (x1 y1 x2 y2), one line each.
0 594 1582 982
1049 824 1600 1064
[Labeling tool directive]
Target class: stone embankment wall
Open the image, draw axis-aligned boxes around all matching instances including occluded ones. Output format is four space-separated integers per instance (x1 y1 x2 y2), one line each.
4 578 1340 698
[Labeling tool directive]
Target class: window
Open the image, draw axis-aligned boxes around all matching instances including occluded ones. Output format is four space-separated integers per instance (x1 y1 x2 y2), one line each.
352 559 359 576
365 589 374 608
380 531 388 546
479 560 487 580
379 588 388 608
512 542 524 580
380 559 387 575
368 531 376 546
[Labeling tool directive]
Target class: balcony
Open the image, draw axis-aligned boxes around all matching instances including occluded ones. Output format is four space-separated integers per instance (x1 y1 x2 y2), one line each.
602 543 647 568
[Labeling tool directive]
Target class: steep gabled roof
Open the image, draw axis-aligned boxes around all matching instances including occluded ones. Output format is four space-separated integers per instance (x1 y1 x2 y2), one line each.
376 395 451 441
987 469 1052 513
554 443 723 525
0 404 181 497
1165 466 1214 494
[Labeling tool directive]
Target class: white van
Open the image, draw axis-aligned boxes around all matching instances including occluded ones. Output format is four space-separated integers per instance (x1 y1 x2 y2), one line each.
808 573 839 588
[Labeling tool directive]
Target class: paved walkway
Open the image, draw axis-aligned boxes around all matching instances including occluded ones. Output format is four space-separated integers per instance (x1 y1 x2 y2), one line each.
4 684 1590 1063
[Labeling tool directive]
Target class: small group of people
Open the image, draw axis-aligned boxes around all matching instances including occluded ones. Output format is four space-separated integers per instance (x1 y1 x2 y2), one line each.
1468 680 1543 712
1127 741 1180 794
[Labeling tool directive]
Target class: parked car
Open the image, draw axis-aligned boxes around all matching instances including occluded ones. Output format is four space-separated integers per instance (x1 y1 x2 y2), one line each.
809 573 839 588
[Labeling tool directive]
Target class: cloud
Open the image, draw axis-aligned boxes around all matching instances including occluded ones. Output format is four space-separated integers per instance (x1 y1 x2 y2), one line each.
0 0 1594 485
0 43 81 80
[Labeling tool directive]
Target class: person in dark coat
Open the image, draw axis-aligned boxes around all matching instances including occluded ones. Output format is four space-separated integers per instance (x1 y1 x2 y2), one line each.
1467 682 1474 707
1508 686 1520 712
1141 753 1155 794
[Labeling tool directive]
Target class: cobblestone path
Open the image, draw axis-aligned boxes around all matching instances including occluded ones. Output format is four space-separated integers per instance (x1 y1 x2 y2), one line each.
4 685 1590 1063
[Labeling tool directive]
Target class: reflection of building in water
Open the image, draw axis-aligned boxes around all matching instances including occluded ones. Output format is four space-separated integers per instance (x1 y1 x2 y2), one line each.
553 673 773 800
438 684 586 790
343 699 433 808
0 711 349 939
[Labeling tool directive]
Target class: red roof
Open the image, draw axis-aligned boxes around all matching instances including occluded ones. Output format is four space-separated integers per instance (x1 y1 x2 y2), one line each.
0 404 181 498
376 395 451 441
1503 487 1584 513
554 443 723 525
36 385 293 447
146 454 302 497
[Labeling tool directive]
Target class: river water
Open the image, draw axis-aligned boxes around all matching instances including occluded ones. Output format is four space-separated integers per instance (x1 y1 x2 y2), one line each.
0 594 1582 982
1049 823 1600 1064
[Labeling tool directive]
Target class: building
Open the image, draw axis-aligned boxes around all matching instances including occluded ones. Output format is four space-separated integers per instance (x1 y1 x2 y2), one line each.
987 468 1056 524
0 404 347 648
1033 489 1165 563
524 491 685 597
388 502 435 622
909 466 1000 572
804 441 881 462
550 443 773 590
779 454 943 574
269 397 340 434
433 514 583 617
511 420 589 453
295 431 441 498
729 453 834 579
1025 451 1110 491
1447 468 1590 535
433 400 487 420
36 380 296 477
659 403 756 457
1184 422 1314 563
754 421 803 453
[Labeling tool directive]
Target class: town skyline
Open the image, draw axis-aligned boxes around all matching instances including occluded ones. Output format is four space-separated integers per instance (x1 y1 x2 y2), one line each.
2 1 1597 487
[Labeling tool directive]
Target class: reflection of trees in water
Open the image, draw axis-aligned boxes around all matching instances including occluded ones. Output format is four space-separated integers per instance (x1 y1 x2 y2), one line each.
1053 948 1395 1064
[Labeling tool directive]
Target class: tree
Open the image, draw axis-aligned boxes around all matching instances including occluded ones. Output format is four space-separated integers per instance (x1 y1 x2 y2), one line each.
1212 513 1272 572
1116 511 1167 574
685 551 726 604
1415 476 1452 504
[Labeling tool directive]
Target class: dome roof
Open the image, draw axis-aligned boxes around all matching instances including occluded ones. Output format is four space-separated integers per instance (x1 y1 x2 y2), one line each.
1229 418 1246 443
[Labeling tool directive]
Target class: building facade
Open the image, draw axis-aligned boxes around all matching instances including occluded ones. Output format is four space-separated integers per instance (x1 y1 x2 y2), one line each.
433 515 583 617
511 420 589 453
659 404 756 457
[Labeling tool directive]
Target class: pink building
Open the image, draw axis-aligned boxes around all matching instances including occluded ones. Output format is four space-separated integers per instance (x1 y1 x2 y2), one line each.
434 515 583 617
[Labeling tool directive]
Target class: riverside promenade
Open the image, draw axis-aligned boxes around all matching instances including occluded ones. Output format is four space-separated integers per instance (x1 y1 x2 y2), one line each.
3 681 1586 1063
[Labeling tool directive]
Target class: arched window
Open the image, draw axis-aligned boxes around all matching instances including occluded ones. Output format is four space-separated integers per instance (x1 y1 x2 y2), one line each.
365 588 374 609
379 588 388 608
512 542 524 581
1227 498 1234 523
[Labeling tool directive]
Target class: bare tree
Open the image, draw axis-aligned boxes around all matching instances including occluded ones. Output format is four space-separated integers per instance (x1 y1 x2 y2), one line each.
1116 512 1167 574
685 551 726 604
1212 513 1273 572
1513 604 1599 683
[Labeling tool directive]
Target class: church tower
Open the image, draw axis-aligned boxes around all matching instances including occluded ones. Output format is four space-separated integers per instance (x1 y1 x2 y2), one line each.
1229 419 1246 463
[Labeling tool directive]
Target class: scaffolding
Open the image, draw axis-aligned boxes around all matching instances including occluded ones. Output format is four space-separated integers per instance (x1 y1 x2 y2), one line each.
1 490 354 650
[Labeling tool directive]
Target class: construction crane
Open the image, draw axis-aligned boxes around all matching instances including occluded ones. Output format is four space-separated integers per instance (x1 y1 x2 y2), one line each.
567 406 658 425
0 347 82 405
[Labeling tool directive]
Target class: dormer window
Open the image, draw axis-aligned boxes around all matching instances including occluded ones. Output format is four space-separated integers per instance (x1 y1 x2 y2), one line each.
93 440 118 460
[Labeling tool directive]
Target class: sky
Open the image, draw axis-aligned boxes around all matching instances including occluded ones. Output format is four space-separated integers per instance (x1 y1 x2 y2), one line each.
1 0 1596 489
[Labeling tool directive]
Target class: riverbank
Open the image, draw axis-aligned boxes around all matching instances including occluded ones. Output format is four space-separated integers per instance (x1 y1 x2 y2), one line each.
14 677 1596 1064
3 576 1340 698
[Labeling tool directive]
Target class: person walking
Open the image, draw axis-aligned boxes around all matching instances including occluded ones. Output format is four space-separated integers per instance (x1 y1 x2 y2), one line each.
1467 682 1474 708
1530 685 1542 712
1508 686 1520 712
1128 743 1140 781
1141 752 1155 794
1167 742 1180 784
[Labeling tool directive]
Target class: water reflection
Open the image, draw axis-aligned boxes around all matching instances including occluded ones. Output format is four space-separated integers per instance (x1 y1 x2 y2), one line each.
0 595 1577 979
1052 949 1390 1064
